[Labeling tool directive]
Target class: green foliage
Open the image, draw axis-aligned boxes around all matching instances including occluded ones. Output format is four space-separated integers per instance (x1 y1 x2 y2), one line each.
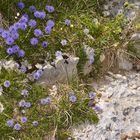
0 69 98 139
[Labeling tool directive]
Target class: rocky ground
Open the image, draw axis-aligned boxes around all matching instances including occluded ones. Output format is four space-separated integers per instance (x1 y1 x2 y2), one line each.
72 71 140 140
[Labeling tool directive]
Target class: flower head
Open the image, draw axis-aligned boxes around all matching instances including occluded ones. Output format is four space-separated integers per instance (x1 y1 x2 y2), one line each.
6 48 14 55
12 45 19 53
69 95 77 103
34 11 46 19
41 97 51 105
47 20 55 28
1 30 10 38
14 123 21 131
46 5 55 13
6 119 14 127
32 121 38 127
21 116 27 123
20 15 28 23
17 2 25 10
21 89 28 96
19 100 26 107
28 19 37 27
45 26 52 34
42 41 48 48
89 91 96 99
65 19 71 26
34 29 43 37
25 102 31 108
4 80 11 88
30 38 38 46
94 105 102 112
11 31 19 40
61 39 67 46
89 55 94 64
19 23 27 30
18 49 25 57
6 37 14 45
55 51 63 59
29 5 36 13
20 65 27 73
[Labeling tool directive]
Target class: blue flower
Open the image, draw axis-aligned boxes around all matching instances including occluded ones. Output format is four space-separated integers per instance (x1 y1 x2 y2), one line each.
21 117 27 123
14 22 20 30
32 121 39 127
33 72 40 80
12 45 19 53
6 119 14 127
45 26 52 34
19 23 27 30
34 29 43 37
30 38 38 46
28 19 37 27
20 15 28 23
20 65 27 73
14 123 21 131
46 5 55 13
29 5 36 13
94 105 102 112
34 11 46 19
4 80 11 88
41 97 51 105
47 20 55 28
89 55 94 64
17 2 25 10
6 37 14 45
65 19 71 26
0 28 3 36
21 89 28 96
18 49 25 57
1 30 10 39
25 102 31 108
89 91 96 99
9 25 17 32
69 95 77 103
37 69 43 76
6 48 14 55
42 41 48 48
55 51 62 59
19 100 26 107
11 31 19 40
61 39 67 46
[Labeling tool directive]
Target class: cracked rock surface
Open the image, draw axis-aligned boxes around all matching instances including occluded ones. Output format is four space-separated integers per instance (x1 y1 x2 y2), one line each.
72 71 140 140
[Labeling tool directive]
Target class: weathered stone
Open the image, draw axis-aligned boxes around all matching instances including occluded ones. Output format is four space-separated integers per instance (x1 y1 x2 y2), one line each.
37 55 79 86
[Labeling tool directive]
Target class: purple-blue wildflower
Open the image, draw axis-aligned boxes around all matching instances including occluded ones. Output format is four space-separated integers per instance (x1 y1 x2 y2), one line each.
25 102 31 108
37 69 43 76
33 72 40 80
12 45 19 53
21 117 27 123
6 48 14 55
30 38 38 46
42 41 48 48
55 51 62 59
4 80 11 88
14 123 21 131
19 22 27 30
20 65 27 73
40 97 52 105
9 25 17 32
6 37 14 45
17 2 25 10
46 5 55 13
61 39 67 46
94 105 102 112
89 91 96 99
65 19 71 26
32 121 39 127
0 28 3 36
19 100 26 107
18 49 25 57
14 22 20 30
6 119 14 127
34 11 46 19
45 26 52 34
11 31 19 40
21 89 28 96
47 20 55 28
46 97 51 104
69 95 77 103
28 19 37 27
29 5 36 13
20 15 28 23
34 29 43 37
1 30 10 38
89 55 94 64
